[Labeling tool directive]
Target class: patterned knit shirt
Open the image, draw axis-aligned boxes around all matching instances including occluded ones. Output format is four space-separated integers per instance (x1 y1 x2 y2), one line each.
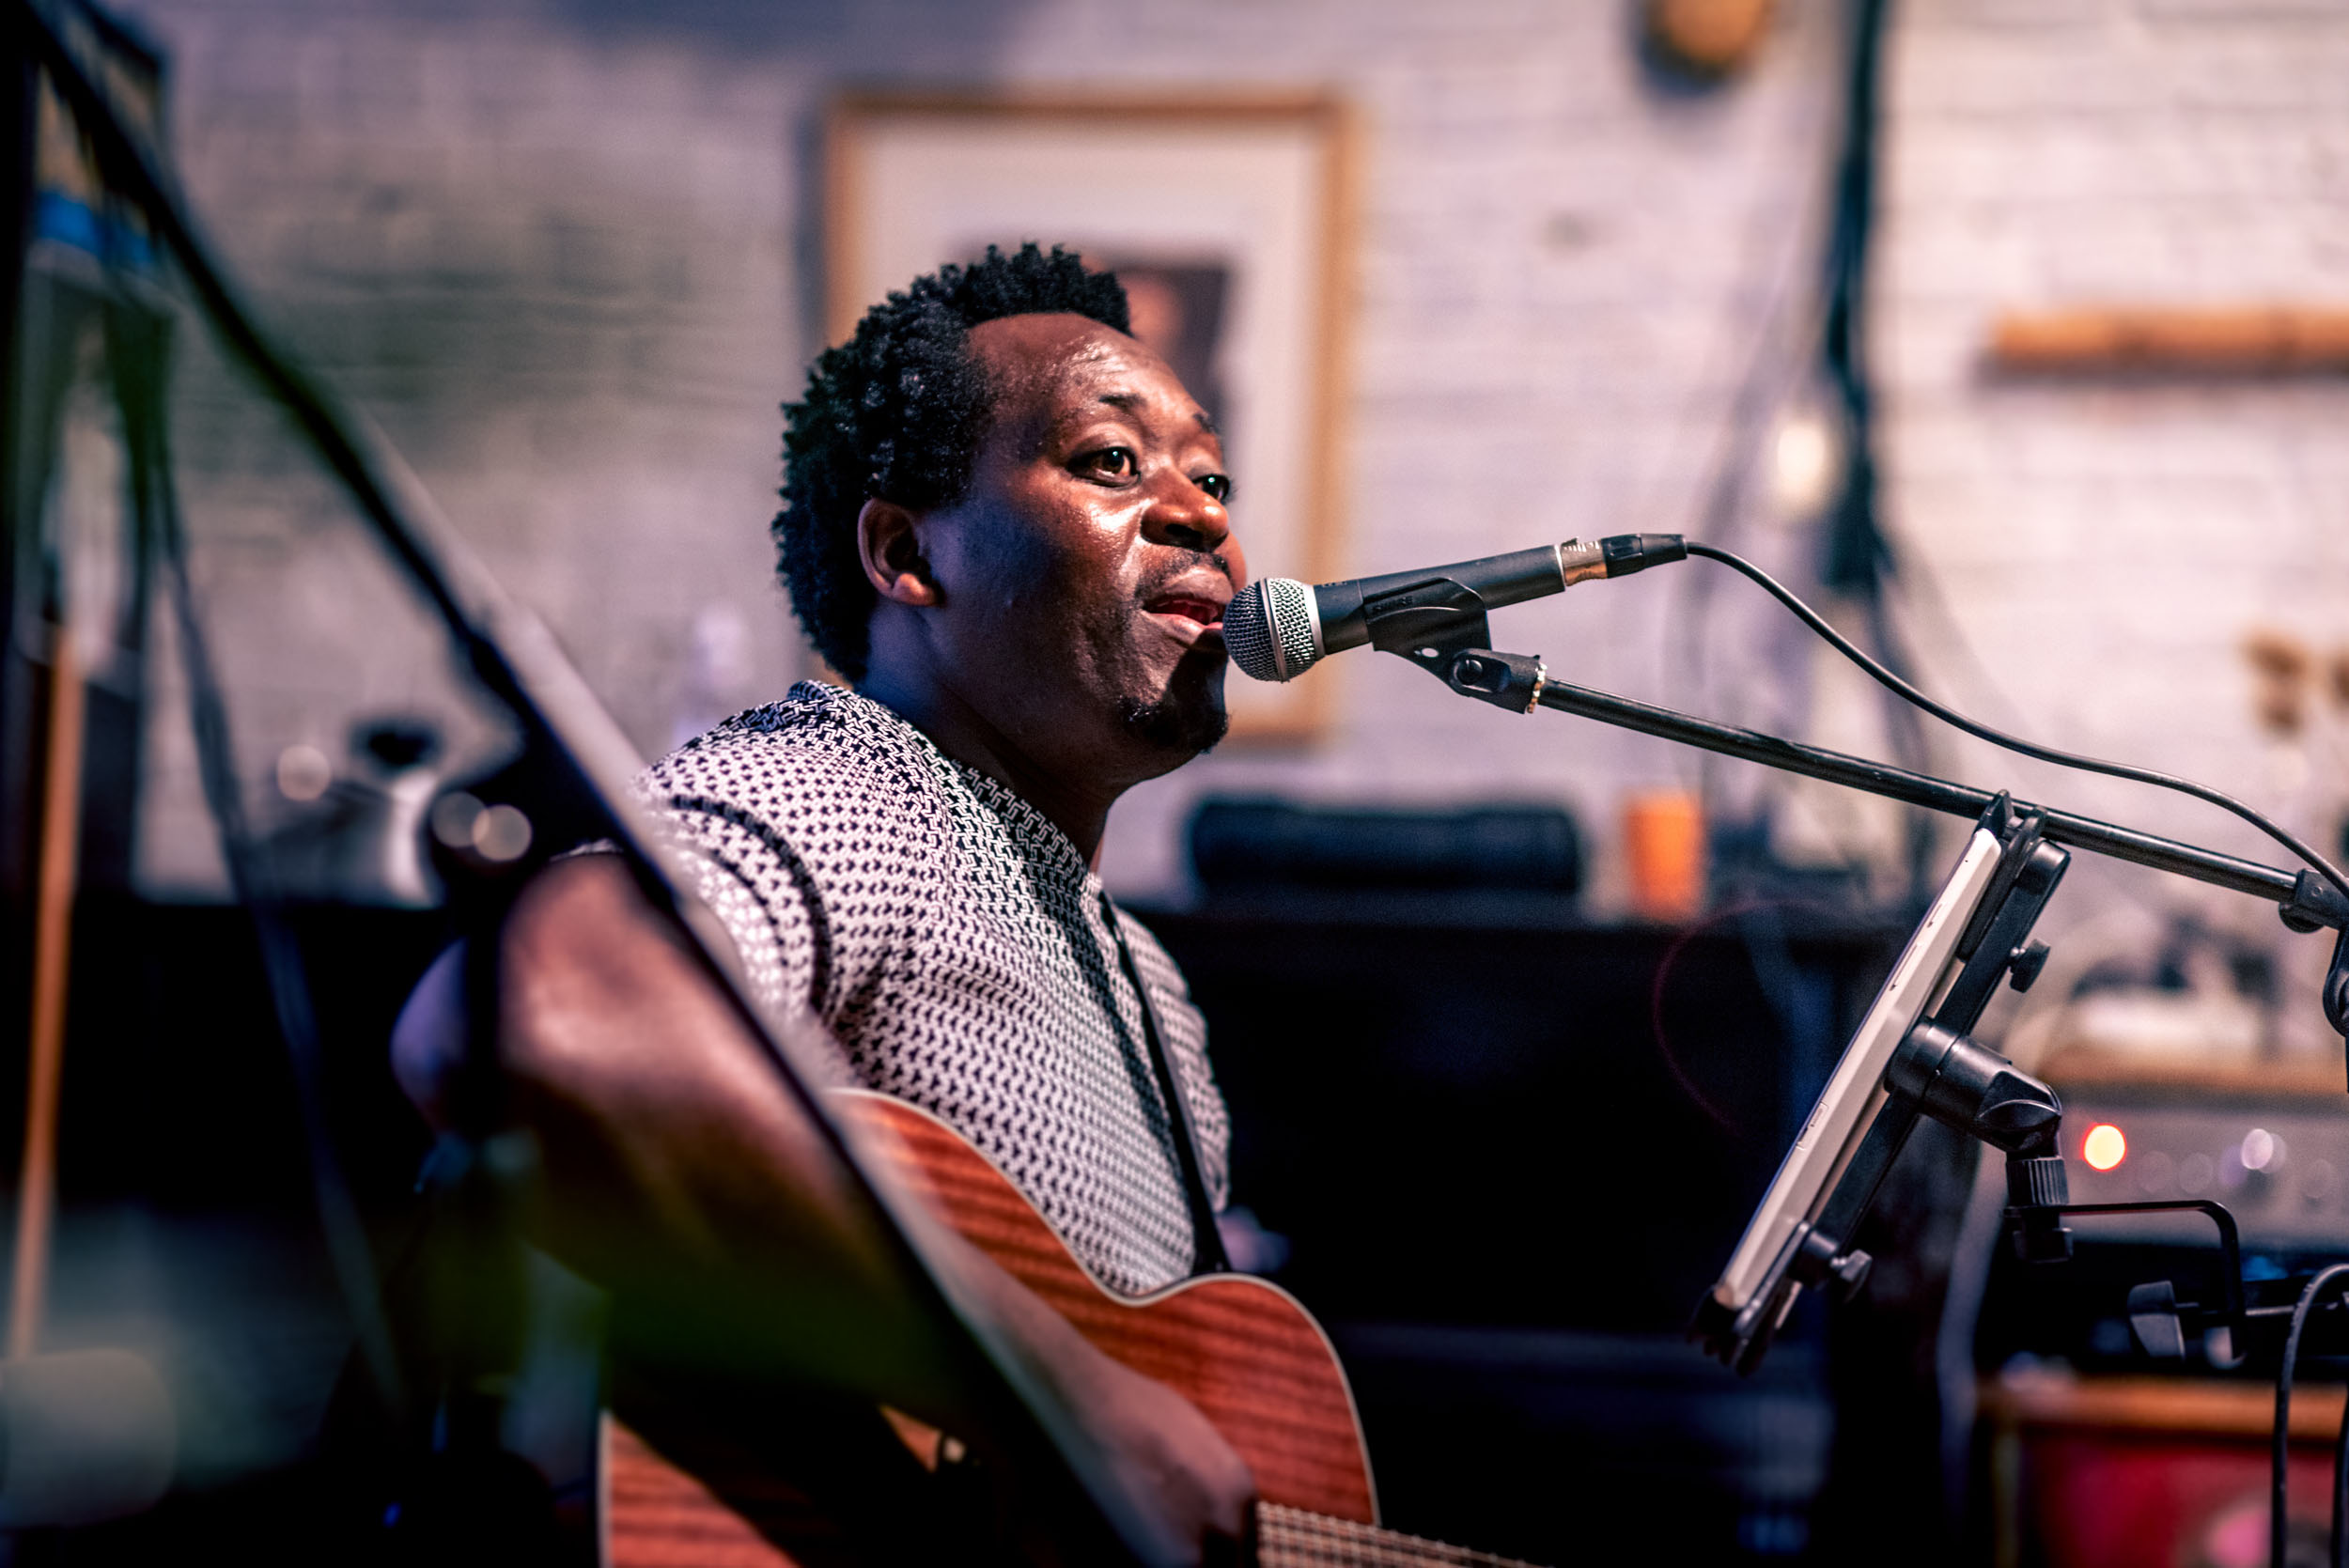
635 680 1230 1296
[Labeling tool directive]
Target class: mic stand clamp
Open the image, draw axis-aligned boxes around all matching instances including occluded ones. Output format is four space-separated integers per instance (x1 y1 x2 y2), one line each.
1353 575 1551 715
1333 572 1563 717
1882 1019 2071 1265
2278 877 2349 1045
1444 649 1550 715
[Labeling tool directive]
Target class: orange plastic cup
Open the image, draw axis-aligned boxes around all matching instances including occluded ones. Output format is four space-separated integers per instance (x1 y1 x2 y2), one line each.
1624 790 1705 923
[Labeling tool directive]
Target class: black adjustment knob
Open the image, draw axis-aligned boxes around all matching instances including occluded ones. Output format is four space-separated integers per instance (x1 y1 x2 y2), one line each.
2126 1280 2187 1360
2009 939 2052 994
1828 1249 1874 1301
2007 1152 2071 1208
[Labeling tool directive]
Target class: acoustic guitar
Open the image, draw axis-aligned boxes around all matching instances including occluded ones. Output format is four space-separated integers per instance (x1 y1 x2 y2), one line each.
601 1091 1544 1567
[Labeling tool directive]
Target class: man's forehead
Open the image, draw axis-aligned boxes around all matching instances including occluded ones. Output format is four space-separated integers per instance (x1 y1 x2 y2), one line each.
968 313 1208 431
971 313 1143 387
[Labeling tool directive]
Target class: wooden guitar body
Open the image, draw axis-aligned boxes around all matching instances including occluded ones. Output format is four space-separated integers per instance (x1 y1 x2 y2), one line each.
835 1091 1378 1524
605 1094 1537 1566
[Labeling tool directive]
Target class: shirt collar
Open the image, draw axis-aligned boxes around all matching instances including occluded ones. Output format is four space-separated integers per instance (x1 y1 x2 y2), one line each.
788 680 1101 890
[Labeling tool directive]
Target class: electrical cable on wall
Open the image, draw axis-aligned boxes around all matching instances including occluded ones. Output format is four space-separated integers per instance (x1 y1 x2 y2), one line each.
1812 0 1944 899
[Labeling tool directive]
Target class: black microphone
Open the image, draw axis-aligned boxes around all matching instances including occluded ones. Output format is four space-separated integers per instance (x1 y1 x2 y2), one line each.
1222 534 1687 682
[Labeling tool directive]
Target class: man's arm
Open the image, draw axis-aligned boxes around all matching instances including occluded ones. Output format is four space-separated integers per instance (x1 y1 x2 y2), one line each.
391 851 1255 1562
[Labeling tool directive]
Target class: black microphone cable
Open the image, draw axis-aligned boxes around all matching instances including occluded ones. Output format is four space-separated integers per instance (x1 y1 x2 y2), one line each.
2271 1263 2349 1568
1678 540 2349 910
2338 1301 2349 1568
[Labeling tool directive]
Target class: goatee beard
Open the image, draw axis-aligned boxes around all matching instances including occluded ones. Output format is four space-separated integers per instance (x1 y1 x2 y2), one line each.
1116 692 1229 756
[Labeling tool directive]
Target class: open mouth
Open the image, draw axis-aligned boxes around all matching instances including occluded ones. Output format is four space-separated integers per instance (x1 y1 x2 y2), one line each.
1145 595 1226 630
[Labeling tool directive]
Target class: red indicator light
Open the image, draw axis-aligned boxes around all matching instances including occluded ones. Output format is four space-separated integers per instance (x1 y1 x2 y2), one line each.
2083 1123 2127 1172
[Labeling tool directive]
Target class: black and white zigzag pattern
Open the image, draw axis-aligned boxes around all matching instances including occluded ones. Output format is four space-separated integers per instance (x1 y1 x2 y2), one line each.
638 681 1230 1296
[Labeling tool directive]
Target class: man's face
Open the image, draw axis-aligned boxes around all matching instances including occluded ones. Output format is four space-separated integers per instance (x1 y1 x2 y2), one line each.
910 312 1245 789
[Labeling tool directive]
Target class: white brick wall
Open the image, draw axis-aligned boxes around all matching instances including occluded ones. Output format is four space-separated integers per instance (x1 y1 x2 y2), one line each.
1875 1 2349 1042
1874 0 2349 1052
117 0 1844 906
127 0 814 883
114 0 2349 1043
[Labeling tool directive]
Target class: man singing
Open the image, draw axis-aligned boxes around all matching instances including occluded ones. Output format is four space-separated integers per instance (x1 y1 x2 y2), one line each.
397 243 1256 1560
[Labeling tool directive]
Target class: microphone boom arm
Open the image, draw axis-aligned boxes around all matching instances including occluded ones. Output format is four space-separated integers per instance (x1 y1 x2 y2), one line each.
1385 626 2349 936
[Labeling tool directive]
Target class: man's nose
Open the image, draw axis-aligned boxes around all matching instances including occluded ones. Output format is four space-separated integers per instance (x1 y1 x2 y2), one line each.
1139 472 1233 557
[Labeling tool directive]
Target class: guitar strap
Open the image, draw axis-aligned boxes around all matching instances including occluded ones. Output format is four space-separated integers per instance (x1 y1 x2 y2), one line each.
1099 895 1231 1276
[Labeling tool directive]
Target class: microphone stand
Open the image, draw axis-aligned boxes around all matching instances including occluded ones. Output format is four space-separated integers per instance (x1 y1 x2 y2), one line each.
1357 579 2349 1379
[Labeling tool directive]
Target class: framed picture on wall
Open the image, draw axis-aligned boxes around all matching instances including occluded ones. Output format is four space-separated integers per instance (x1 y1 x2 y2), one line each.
824 92 1357 742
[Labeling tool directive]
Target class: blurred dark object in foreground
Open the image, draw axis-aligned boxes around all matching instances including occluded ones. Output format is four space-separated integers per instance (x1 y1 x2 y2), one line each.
0 4 247 1552
259 720 446 908
3 897 442 1563
1189 797 1581 897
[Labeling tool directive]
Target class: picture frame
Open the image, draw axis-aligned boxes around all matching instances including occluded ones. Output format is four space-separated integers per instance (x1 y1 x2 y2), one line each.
823 91 1357 741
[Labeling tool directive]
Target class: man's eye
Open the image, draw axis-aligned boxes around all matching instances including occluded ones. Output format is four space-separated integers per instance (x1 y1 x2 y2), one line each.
1080 447 1138 481
1194 473 1233 503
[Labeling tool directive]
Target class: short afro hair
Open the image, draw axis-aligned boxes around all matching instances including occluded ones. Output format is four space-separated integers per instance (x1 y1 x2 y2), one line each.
774 242 1131 681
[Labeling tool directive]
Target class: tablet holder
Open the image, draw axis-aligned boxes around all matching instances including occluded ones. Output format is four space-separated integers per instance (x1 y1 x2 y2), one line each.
1373 587 2349 1376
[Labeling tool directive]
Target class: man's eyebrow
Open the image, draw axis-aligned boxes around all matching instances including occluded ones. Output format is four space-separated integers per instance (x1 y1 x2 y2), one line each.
1049 390 1217 438
1092 392 1219 436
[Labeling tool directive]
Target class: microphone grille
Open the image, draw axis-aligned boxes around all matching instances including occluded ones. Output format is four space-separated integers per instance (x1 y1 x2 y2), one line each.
1223 578 1320 683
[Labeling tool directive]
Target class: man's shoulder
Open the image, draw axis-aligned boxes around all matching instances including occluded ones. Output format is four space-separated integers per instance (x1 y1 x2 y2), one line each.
646 682 933 801
639 681 958 859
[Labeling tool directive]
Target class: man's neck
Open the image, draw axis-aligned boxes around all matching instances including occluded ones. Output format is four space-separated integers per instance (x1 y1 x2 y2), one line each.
853 667 1114 869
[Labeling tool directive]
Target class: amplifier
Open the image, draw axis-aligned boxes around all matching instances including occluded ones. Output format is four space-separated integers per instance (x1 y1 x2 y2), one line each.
1186 797 1582 894
1978 1065 2349 1373
2058 1076 2349 1248
1971 1063 2349 1568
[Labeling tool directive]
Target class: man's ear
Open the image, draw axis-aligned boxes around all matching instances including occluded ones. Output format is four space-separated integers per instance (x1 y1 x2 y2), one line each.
855 498 942 608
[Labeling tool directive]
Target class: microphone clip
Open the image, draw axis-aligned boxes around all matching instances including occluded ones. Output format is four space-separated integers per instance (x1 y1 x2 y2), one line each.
1434 648 1548 715
1365 580 1549 714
